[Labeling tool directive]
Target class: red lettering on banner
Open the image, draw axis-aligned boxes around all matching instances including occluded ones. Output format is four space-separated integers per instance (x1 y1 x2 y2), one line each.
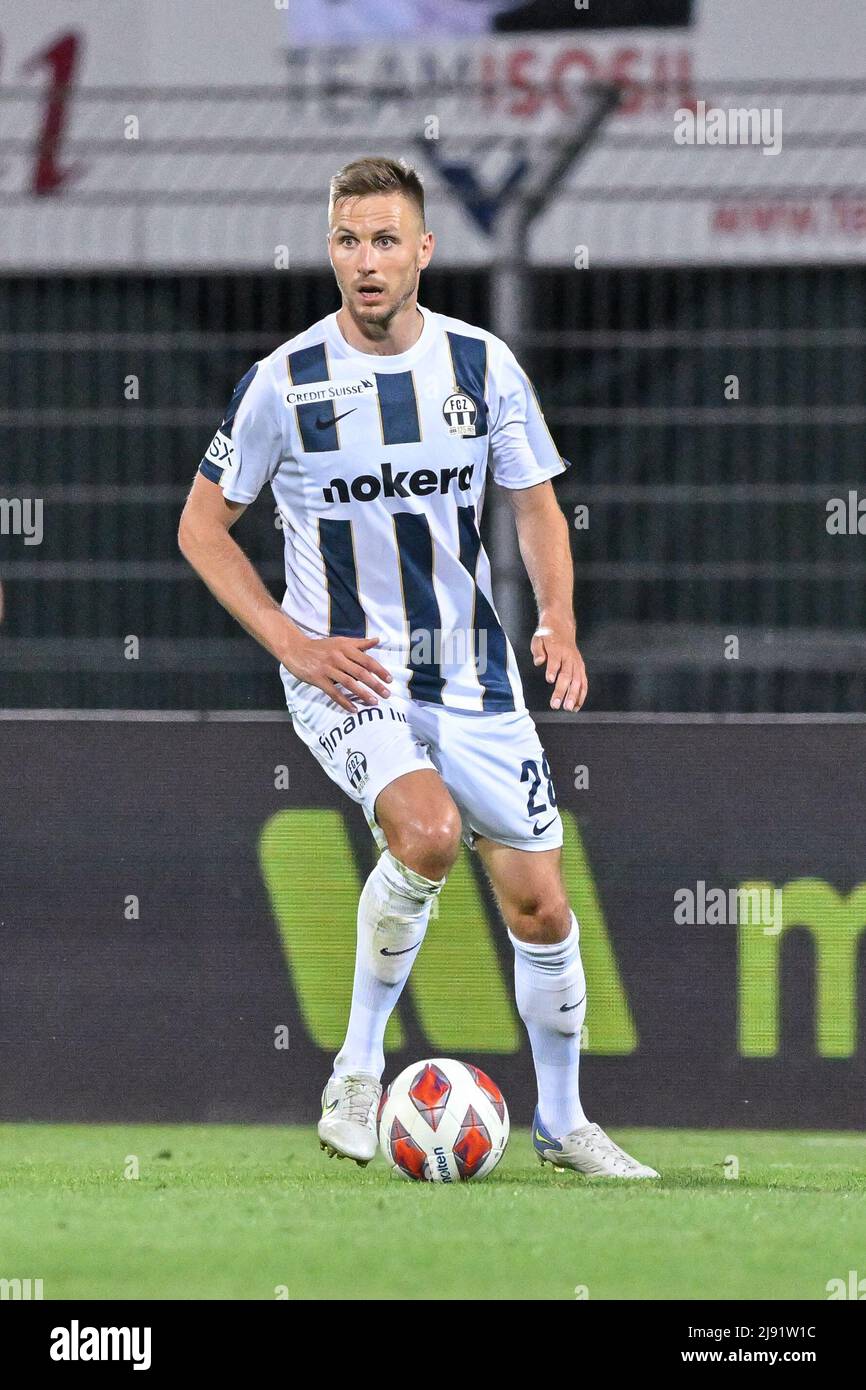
653 50 695 111
712 203 820 236
486 45 694 119
609 48 641 113
549 50 598 113
832 199 866 235
713 206 741 233
22 30 82 196
506 48 542 118
789 205 816 233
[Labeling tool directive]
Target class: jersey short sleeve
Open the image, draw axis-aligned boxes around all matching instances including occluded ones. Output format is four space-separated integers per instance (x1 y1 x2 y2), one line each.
198 360 284 503
487 342 570 489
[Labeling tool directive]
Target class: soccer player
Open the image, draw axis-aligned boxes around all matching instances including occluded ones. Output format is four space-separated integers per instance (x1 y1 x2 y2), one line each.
179 156 658 1180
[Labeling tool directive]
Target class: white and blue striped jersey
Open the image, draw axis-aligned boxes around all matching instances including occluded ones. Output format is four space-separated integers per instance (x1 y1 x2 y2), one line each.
199 305 569 714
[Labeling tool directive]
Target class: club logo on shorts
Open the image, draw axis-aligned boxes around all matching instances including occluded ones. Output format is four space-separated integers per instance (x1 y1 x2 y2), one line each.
442 391 478 437
345 749 369 792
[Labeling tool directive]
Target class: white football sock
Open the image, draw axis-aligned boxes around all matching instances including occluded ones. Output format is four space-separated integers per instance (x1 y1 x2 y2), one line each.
334 849 445 1080
509 910 588 1138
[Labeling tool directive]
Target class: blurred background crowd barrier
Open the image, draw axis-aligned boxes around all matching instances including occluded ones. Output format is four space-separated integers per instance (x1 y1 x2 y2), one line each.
1 0 865 714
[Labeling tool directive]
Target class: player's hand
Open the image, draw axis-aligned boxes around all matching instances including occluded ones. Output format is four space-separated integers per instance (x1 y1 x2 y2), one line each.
283 634 392 714
531 623 588 711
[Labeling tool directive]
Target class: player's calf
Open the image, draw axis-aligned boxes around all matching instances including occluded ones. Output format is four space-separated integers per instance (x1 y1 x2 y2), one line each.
320 848 447 1162
366 850 444 984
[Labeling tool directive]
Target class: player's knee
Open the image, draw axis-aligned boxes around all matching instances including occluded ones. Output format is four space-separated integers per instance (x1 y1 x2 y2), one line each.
388 807 462 881
508 891 571 946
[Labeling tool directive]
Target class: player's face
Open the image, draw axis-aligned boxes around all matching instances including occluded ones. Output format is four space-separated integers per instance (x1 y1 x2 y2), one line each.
328 193 434 330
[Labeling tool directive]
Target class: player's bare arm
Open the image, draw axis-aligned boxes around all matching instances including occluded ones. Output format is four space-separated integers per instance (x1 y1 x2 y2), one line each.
178 472 392 714
507 479 588 712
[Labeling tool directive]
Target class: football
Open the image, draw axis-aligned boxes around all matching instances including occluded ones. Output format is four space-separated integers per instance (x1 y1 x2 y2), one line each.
378 1058 510 1182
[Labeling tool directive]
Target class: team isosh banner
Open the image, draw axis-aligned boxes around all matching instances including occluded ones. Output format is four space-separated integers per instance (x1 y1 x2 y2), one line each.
1 0 864 269
1 717 864 1128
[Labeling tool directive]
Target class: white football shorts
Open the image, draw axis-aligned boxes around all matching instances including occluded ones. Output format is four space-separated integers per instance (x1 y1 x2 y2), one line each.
280 666 563 854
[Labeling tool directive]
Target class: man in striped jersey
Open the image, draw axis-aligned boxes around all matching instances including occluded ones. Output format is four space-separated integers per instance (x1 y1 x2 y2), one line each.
179 156 658 1181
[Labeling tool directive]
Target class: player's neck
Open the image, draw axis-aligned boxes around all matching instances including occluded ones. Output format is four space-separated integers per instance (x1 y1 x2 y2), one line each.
335 302 424 356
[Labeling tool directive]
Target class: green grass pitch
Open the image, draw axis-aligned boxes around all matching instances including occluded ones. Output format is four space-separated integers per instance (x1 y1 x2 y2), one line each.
1 1125 863 1300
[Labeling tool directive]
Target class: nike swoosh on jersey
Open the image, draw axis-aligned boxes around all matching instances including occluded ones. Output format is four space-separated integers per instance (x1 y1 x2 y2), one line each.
316 408 356 429
532 817 557 836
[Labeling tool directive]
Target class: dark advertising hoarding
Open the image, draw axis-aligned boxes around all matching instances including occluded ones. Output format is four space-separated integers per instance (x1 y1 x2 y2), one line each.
1 716 863 1128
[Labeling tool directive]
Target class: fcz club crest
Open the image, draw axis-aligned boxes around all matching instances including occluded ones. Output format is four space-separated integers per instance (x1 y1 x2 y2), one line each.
345 749 369 792
442 391 478 438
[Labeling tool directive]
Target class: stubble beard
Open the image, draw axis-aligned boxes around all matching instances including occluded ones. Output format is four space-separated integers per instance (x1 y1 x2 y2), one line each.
345 270 419 338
